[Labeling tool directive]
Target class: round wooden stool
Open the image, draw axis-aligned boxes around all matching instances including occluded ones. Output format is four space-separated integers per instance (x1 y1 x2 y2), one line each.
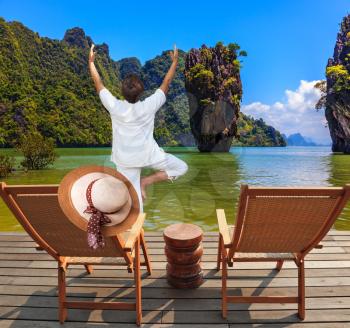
163 223 203 289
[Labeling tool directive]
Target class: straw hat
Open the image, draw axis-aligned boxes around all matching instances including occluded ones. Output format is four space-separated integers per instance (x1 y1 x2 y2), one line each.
58 165 140 236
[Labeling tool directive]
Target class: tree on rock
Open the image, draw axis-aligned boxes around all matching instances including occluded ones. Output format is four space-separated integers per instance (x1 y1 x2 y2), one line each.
323 14 350 154
184 42 246 152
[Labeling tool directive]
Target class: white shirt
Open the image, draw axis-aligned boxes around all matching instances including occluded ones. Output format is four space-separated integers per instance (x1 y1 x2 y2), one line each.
99 88 167 167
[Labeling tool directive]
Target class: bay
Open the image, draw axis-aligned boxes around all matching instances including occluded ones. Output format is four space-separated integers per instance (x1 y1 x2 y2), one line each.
0 146 349 231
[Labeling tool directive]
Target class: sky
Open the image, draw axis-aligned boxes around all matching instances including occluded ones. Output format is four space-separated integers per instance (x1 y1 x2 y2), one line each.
0 0 349 144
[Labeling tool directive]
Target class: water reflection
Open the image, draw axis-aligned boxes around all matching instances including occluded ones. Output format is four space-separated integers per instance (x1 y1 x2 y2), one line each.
328 153 350 230
1 147 350 231
144 152 239 231
232 147 332 186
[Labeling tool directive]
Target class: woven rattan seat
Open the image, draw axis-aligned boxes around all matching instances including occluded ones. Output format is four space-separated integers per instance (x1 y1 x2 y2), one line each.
233 252 294 259
217 184 350 320
0 183 152 326
65 256 130 265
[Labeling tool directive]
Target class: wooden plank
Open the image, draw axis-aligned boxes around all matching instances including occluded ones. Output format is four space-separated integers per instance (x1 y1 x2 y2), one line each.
1 307 350 324
0 233 347 242
0 234 339 242
0 321 349 328
0 320 232 328
1 284 350 299
0 320 143 328
1 240 349 248
0 306 162 323
161 309 350 324
1 295 350 311
2 252 350 262
1 321 349 328
1 267 350 279
0 230 348 237
0 231 350 326
1 259 350 270
330 236 350 240
229 325 350 328
0 232 29 236
0 245 346 254
1 275 350 288
0 231 350 242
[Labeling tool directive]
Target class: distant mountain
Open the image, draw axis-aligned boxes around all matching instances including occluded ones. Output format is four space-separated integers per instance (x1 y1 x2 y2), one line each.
0 17 286 148
283 133 319 146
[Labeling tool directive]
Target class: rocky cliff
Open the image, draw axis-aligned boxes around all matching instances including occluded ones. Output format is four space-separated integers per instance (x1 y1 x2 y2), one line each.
0 18 285 148
117 57 142 80
0 19 120 146
141 48 285 148
185 43 245 152
325 14 350 154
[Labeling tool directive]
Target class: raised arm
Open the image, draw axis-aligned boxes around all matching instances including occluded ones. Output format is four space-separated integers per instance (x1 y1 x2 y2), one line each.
160 44 178 94
88 44 104 93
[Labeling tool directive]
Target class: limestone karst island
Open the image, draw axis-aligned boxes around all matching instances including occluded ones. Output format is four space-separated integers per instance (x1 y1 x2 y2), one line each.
0 2 350 326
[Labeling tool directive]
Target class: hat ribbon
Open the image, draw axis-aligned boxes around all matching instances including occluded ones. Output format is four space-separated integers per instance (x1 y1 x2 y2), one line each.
84 179 117 250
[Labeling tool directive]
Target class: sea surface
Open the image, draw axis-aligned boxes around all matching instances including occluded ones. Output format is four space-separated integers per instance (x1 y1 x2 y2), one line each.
0 146 349 231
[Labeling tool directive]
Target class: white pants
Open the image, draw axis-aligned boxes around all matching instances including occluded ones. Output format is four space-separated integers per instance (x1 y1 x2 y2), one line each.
116 153 188 212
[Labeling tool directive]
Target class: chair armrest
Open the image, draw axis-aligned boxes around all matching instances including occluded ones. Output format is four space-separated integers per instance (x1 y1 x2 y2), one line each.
216 209 231 246
124 213 146 251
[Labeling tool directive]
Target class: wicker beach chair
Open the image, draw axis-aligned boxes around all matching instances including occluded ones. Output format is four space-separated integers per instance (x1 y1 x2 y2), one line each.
216 184 350 320
0 182 152 326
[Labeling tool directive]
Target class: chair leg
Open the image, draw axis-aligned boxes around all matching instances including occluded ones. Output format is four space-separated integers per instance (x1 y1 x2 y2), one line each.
276 260 284 271
140 229 152 276
84 264 93 274
298 259 305 320
217 235 222 271
134 236 142 326
221 242 228 319
58 266 67 323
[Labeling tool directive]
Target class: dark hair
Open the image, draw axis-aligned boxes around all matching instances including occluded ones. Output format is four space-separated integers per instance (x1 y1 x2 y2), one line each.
121 74 144 103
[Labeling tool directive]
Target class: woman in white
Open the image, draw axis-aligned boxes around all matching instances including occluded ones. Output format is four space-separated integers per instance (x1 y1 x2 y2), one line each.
88 44 188 210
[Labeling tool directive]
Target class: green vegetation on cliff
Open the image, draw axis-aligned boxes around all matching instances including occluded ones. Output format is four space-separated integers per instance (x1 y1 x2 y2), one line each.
321 14 350 153
325 15 350 95
0 19 119 147
326 64 350 93
140 50 193 146
142 46 285 148
0 18 285 148
234 114 286 147
184 42 245 151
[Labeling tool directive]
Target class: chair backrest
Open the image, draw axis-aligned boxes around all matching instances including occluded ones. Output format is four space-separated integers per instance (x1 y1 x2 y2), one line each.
0 183 125 260
231 185 350 255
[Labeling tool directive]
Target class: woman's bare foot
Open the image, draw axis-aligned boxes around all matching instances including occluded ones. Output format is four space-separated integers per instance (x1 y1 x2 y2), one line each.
140 171 169 201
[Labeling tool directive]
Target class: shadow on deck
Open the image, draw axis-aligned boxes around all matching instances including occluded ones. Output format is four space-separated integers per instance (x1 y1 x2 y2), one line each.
0 231 350 327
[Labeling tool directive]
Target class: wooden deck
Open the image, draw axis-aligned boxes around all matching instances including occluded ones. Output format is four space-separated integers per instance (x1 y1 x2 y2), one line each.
0 231 350 327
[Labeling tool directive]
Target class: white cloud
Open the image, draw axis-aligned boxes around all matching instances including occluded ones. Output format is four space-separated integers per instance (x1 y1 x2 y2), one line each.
242 80 331 144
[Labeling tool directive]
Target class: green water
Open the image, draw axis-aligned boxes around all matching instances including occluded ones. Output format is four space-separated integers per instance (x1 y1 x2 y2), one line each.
0 146 349 231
